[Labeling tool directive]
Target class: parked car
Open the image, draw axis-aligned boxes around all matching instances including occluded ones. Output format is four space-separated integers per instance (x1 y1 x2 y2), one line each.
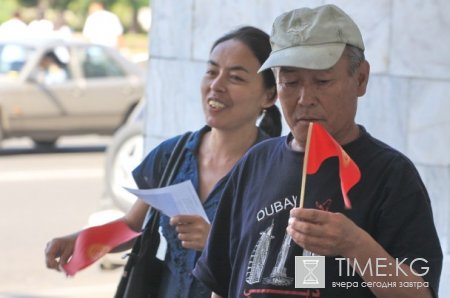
94 88 180 215
0 38 144 147
102 99 145 212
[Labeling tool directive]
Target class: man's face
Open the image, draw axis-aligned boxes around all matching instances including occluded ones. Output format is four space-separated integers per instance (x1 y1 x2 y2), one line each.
275 52 369 149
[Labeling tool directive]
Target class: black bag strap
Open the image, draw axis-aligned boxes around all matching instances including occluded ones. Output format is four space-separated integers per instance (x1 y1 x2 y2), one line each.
158 131 193 188
143 131 193 229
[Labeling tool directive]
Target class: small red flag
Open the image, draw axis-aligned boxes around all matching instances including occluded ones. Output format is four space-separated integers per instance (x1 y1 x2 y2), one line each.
306 123 361 209
63 220 140 276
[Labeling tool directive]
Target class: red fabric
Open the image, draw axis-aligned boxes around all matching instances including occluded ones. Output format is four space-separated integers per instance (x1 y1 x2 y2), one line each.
306 123 361 209
63 220 140 276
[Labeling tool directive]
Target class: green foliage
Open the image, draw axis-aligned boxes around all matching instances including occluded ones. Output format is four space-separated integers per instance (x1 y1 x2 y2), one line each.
49 0 73 11
0 0 18 21
17 0 37 7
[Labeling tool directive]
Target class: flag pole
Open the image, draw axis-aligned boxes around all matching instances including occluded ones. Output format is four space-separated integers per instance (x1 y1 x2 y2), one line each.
298 122 313 208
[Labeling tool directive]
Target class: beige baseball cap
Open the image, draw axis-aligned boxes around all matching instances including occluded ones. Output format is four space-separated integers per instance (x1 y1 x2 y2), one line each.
259 4 364 71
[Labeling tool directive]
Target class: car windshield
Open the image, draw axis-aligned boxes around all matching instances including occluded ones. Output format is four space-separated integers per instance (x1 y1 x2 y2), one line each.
0 43 35 77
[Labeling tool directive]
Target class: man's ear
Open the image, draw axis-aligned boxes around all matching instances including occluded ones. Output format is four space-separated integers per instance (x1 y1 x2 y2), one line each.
357 61 370 97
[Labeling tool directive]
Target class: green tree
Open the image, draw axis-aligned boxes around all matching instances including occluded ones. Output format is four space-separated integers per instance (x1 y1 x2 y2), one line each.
17 0 38 7
108 0 149 32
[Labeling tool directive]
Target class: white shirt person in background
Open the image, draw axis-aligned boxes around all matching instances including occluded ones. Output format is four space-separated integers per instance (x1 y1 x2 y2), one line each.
82 1 124 48
28 9 54 39
0 10 28 39
53 12 72 40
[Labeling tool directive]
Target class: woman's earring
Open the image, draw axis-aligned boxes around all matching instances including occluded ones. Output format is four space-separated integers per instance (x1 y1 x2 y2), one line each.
256 109 267 126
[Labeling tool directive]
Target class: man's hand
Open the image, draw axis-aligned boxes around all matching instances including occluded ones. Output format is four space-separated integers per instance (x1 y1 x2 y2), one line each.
287 208 363 256
287 208 433 298
170 215 211 251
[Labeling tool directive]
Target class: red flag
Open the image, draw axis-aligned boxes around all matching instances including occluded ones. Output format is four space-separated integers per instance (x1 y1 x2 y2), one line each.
306 123 361 209
63 220 140 276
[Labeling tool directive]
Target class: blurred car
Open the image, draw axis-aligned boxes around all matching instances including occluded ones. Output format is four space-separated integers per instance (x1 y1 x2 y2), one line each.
0 38 144 147
100 96 169 214
102 99 145 212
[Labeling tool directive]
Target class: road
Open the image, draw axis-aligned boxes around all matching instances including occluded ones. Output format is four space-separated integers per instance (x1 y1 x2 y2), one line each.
0 136 123 298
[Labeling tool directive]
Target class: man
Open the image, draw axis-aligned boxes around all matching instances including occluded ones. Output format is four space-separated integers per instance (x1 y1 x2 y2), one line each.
193 4 442 297
36 51 68 84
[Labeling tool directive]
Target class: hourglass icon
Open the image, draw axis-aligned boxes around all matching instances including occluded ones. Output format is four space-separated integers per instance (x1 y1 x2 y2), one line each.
302 259 319 285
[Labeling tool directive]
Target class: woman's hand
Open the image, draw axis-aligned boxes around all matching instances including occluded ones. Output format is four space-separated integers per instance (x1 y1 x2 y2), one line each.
170 215 211 251
45 233 78 272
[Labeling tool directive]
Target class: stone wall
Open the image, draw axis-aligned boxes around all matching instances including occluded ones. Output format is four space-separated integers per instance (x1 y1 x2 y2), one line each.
144 1 450 292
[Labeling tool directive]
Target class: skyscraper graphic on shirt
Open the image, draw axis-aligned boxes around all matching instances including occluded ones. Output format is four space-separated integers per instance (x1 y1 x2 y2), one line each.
263 232 294 286
246 219 295 287
246 221 274 284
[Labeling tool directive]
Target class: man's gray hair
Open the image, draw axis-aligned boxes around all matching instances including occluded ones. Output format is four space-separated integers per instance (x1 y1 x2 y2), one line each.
345 45 365 75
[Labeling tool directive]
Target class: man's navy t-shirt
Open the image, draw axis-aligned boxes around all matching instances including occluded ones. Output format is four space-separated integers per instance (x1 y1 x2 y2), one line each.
193 128 442 297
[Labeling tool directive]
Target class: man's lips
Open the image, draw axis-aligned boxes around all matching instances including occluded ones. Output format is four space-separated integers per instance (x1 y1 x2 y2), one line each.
296 118 320 124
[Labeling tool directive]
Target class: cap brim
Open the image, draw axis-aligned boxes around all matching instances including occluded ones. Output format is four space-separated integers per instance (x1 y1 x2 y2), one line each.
258 43 346 72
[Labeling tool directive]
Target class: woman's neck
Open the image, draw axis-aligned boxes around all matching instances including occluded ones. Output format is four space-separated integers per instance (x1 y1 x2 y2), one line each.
197 125 259 201
203 126 259 160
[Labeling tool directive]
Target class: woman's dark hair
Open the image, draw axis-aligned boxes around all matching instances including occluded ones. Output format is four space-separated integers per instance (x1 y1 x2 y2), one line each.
210 26 282 137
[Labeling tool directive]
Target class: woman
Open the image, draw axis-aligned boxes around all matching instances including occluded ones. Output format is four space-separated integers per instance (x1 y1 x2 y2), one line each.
45 26 281 298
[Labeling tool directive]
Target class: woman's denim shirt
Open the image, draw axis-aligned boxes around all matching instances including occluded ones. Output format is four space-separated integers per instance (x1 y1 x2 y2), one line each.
132 126 269 298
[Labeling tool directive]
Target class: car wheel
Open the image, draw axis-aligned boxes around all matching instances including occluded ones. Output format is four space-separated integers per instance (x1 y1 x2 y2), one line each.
105 122 144 212
33 139 57 149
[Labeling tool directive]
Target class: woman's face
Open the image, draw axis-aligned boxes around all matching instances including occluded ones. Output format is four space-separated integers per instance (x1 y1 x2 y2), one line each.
201 39 274 131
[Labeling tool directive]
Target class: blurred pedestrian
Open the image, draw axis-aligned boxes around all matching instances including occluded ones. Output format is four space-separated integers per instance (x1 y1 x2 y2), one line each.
0 10 28 39
28 9 54 38
52 12 72 40
82 2 124 48
36 51 68 84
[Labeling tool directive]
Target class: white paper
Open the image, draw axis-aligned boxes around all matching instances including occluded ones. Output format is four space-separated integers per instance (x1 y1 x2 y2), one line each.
124 180 210 224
